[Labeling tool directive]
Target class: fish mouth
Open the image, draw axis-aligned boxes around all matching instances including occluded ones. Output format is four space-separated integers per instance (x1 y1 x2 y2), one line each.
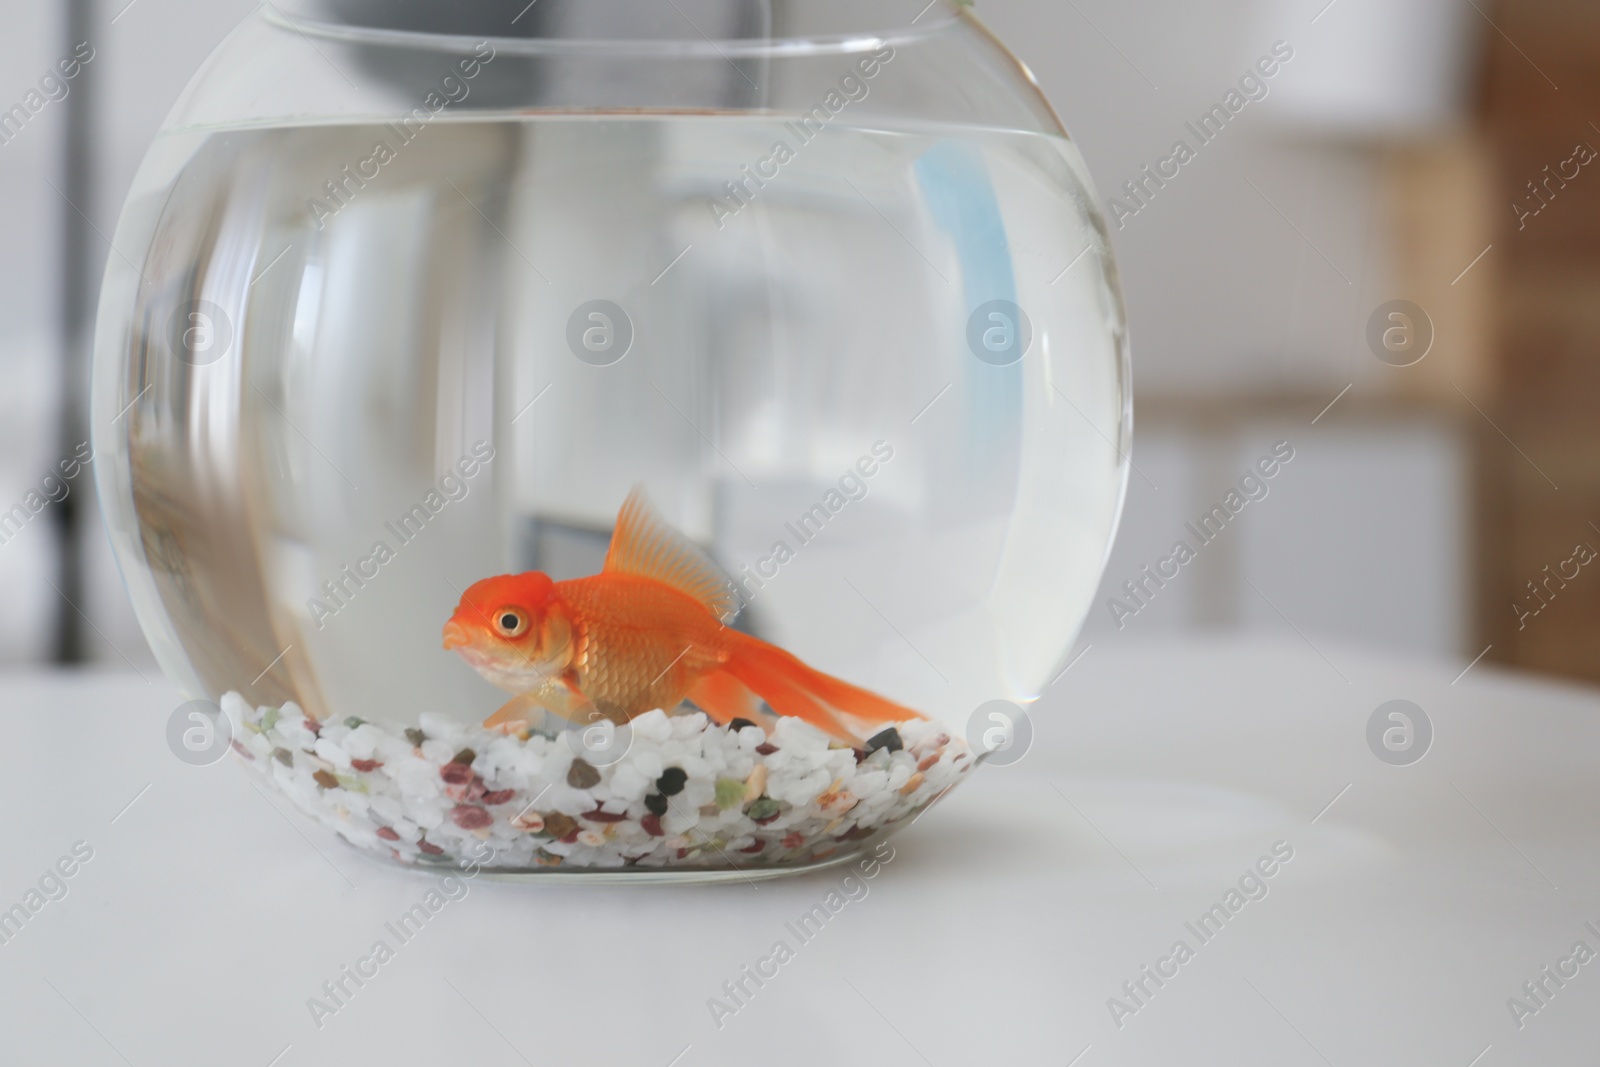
442 619 471 650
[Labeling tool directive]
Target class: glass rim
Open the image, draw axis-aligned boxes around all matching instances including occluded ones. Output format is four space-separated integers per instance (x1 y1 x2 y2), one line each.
266 6 966 59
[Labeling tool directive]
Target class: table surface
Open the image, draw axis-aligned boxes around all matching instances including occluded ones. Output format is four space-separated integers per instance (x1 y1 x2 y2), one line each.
0 636 1595 1066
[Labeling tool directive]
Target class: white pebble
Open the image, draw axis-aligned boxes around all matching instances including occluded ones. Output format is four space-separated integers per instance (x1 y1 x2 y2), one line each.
509 746 546 779
420 739 456 764
671 712 708 738
373 731 415 763
663 809 699 835
314 738 352 768
395 757 441 800
627 750 663 781
773 717 830 754
407 800 445 830
630 710 674 744
852 769 889 798
342 725 381 760
546 785 594 815
220 691 250 725
370 794 405 823
417 712 467 740
608 763 650 802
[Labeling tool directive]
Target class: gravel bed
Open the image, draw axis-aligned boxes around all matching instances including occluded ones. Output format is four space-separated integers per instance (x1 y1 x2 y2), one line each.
221 692 973 872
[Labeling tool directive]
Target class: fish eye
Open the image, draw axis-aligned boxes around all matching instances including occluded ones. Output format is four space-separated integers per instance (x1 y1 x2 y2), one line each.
494 609 527 637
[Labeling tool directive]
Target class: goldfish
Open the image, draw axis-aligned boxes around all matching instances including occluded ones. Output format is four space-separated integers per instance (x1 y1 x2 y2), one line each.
442 487 925 743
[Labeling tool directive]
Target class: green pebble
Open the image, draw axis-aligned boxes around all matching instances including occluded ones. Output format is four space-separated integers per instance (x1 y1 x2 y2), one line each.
714 778 745 810
334 773 368 793
259 707 280 732
747 797 781 820
344 716 365 728
405 728 426 746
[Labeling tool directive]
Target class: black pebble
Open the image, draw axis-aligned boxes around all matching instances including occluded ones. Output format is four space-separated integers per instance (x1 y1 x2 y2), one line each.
865 728 903 754
656 767 688 796
644 793 668 816
405 728 426 746
728 718 757 732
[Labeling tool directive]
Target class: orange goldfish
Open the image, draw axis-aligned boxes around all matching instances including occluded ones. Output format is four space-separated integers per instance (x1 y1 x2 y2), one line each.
442 487 925 743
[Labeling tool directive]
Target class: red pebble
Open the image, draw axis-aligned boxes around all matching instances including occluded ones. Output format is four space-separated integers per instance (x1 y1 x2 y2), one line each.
740 840 766 854
351 759 382 772
582 808 628 823
439 763 475 785
782 832 804 849
755 743 778 755
450 805 492 829
641 814 665 837
418 841 444 855
375 827 400 841
560 828 581 844
481 789 515 805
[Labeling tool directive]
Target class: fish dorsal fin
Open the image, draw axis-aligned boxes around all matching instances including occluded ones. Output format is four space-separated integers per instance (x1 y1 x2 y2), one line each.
603 486 740 621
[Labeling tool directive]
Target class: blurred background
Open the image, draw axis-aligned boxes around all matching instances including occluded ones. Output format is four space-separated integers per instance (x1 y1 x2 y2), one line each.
0 0 1593 683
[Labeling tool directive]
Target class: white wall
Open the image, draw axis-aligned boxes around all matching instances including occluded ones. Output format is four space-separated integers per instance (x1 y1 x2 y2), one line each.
976 0 1473 660
0 0 259 666
0 0 1474 667
978 0 1404 398
0 5 82 665
1080 418 1469 659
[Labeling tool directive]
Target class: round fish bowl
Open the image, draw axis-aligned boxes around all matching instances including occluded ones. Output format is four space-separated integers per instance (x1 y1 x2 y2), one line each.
92 0 1129 879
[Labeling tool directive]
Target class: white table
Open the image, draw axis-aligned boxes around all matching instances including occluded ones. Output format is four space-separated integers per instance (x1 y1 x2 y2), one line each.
1 636 1594 1065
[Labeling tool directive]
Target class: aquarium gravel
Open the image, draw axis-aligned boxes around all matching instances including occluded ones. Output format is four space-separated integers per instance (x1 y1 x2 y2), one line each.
222 693 972 873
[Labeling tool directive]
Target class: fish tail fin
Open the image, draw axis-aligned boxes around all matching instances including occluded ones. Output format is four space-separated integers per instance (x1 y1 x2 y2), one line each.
720 632 927 744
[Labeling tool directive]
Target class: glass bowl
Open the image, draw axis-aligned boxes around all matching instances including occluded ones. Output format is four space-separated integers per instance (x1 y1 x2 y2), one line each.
92 0 1129 880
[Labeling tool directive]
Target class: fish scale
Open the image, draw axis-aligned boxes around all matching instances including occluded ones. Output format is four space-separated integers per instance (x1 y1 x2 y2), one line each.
559 575 728 714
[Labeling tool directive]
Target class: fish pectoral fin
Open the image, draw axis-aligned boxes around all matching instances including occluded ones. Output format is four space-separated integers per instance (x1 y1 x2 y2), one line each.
548 678 606 724
482 679 596 732
483 690 548 732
